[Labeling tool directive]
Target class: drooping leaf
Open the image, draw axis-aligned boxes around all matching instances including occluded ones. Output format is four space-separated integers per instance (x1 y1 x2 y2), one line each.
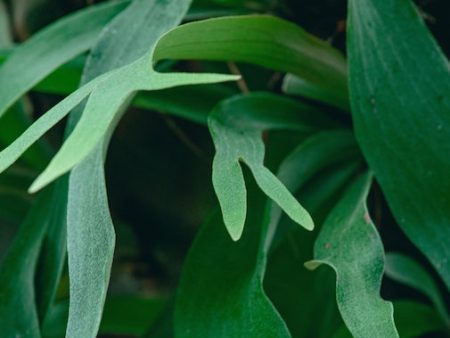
0 0 129 118
305 173 399 338
0 190 51 337
385 253 450 323
208 93 341 239
347 0 450 289
154 15 348 105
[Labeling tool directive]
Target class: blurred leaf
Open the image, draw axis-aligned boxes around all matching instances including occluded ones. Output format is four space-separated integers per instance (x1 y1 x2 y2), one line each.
0 191 51 337
0 2 11 46
208 93 341 239
100 296 166 336
348 0 450 289
392 300 448 338
385 253 450 323
305 174 398 338
0 0 129 119
154 15 348 106
282 74 349 111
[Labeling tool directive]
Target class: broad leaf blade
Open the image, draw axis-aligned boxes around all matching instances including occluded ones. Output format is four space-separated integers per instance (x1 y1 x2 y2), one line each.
175 186 291 338
347 0 450 289
306 174 399 338
154 15 348 105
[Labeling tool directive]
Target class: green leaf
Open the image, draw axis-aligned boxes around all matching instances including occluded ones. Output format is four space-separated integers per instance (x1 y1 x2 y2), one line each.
176 129 361 338
57 0 230 337
392 301 448 338
265 137 362 338
29 62 237 192
154 15 348 105
0 74 108 176
282 74 349 111
347 0 450 289
385 253 450 323
305 173 399 338
0 0 129 118
208 93 341 240
175 185 291 338
0 190 51 337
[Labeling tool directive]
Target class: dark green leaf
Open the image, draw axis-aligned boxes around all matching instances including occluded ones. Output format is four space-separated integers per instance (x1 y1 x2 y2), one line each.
347 0 450 289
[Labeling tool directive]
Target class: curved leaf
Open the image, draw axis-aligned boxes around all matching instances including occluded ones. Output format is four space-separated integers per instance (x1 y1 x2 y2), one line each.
0 191 51 337
154 15 348 105
305 173 399 338
347 0 450 289
385 253 450 323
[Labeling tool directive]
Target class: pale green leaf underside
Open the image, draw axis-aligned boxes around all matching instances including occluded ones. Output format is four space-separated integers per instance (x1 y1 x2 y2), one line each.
208 94 344 240
0 0 128 119
208 93 343 239
348 0 450 289
29 59 237 192
305 174 399 338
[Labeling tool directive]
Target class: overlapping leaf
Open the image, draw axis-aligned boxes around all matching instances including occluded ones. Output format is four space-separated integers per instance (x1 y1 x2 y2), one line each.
0 0 129 118
0 191 51 337
176 125 360 337
347 0 450 289
305 174 398 338
385 253 450 324
154 15 348 105
208 93 342 239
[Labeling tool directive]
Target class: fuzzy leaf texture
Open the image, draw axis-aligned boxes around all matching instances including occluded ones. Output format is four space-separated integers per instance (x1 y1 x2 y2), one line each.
305 174 399 338
208 93 342 240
